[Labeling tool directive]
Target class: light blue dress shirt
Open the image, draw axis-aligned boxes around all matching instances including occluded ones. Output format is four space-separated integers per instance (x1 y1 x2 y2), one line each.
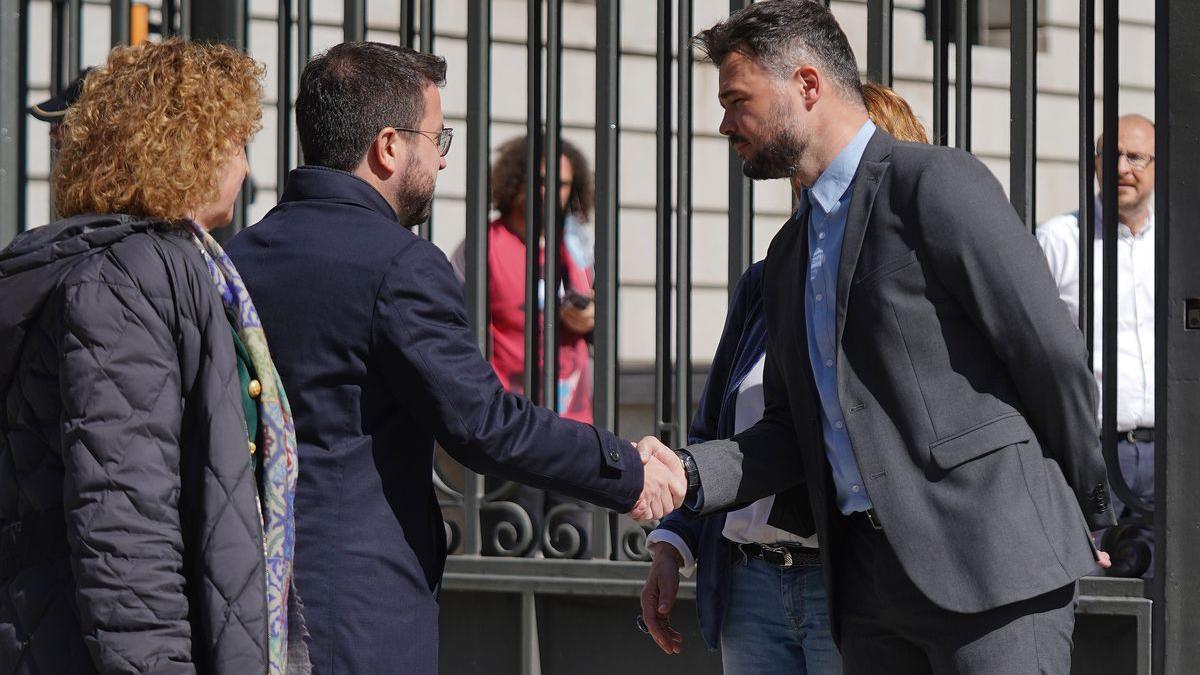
802 119 876 515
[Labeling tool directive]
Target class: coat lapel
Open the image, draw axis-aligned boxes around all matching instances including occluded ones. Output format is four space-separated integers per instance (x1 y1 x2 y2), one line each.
834 133 893 347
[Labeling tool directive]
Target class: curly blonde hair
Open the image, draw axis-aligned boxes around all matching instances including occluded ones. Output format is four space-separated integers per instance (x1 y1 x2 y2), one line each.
54 39 264 221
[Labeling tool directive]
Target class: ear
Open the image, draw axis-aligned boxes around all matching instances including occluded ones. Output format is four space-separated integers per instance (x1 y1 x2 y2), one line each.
794 65 822 110
369 127 406 180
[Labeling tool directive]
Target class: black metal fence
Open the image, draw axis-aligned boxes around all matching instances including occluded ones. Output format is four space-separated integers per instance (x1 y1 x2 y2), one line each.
2 1 1199 672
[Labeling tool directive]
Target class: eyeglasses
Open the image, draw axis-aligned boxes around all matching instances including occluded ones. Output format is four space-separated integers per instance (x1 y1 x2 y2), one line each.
1095 150 1155 171
395 126 454 157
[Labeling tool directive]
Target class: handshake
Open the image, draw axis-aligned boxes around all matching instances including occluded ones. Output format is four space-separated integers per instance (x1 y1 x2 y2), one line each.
628 436 689 523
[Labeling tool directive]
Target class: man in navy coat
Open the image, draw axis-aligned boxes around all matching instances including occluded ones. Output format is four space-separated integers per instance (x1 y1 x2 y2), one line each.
227 42 685 674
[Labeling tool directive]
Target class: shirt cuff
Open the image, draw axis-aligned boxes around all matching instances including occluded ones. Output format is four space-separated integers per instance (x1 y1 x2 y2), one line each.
646 529 698 578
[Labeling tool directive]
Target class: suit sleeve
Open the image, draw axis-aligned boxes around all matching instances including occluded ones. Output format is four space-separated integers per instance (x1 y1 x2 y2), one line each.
372 240 643 512
58 280 196 675
916 151 1115 530
684 259 805 516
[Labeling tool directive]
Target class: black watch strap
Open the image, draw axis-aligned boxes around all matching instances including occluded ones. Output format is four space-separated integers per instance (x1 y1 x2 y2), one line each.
675 449 701 499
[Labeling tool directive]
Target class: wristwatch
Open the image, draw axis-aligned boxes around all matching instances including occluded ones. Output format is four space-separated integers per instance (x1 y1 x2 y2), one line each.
674 449 701 502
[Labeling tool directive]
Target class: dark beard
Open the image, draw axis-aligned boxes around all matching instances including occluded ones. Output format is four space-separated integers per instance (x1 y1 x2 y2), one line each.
395 163 436 227
739 101 805 180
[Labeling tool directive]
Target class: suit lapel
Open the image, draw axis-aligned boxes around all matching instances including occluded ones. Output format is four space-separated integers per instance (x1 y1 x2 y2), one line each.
834 157 890 347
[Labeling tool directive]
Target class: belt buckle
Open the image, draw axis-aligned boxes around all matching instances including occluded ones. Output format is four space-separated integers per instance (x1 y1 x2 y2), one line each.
761 543 793 567
864 508 883 531
1125 430 1136 444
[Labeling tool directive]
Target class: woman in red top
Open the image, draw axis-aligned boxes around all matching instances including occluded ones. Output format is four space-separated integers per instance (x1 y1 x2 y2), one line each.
454 135 596 422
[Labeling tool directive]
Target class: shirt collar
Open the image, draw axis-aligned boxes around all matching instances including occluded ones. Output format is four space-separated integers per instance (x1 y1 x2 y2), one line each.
806 120 877 214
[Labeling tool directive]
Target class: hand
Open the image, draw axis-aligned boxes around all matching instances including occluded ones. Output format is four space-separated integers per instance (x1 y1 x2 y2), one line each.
629 437 686 523
640 542 684 654
1096 549 1112 569
560 291 595 333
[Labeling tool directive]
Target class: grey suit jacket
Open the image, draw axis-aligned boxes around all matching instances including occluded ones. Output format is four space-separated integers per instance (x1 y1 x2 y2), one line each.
686 130 1117 616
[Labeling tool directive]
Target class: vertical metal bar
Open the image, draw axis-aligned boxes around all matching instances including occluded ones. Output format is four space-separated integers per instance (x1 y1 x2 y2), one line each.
520 591 542 675
1155 1 1200 668
930 0 949 145
728 0 752 300
524 0 544 406
593 0 620 560
675 0 692 441
50 0 67 218
110 0 131 46
1099 0 1118 525
417 0 435 240
298 0 311 73
399 0 415 47
462 0 492 558
594 0 619 435
0 0 26 241
954 0 970 150
866 0 893 87
542 0 562 410
1079 0 1095 360
1010 0 1037 228
67 0 81 79
51 0 66 91
655 0 673 445
419 0 433 53
343 0 364 43
163 0 176 36
277 0 292 199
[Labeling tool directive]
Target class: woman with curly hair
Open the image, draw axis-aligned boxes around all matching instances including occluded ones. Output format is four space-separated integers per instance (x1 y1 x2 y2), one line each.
0 39 307 674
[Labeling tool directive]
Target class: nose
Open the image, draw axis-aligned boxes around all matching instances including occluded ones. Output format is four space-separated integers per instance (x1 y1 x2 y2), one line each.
719 111 735 138
439 155 447 171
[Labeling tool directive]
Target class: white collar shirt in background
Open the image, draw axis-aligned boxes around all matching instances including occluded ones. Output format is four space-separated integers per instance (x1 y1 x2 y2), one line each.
1036 205 1155 431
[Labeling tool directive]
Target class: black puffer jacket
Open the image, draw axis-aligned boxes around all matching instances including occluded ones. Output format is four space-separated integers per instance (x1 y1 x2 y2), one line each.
0 215 268 674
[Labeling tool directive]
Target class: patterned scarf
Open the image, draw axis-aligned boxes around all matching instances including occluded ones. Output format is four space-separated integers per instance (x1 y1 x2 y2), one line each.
188 223 308 675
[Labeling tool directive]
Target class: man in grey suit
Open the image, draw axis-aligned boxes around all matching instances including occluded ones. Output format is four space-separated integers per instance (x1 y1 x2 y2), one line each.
638 2 1115 672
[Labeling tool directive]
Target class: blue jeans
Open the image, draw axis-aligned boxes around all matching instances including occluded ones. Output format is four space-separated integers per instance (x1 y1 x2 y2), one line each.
720 555 842 675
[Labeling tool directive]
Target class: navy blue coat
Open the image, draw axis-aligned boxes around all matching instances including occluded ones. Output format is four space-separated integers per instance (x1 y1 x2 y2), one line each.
654 261 814 649
226 167 643 674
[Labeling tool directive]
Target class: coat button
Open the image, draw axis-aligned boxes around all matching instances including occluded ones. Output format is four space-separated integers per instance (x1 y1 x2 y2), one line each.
608 449 621 462
249 441 257 455
248 379 262 399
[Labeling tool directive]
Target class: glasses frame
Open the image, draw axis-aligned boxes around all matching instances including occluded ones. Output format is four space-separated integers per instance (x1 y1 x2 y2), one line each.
395 126 454 157
1094 150 1155 171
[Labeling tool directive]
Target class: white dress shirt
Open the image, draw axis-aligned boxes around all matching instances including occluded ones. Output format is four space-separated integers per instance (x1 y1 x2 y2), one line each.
1036 206 1155 431
647 353 818 576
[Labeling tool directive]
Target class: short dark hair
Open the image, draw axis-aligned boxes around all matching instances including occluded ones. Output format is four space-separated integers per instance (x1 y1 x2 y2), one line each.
693 0 863 106
491 135 594 222
296 41 447 171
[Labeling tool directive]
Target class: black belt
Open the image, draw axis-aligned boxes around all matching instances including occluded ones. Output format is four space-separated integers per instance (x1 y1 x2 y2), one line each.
730 540 822 568
1122 428 1154 444
0 510 70 584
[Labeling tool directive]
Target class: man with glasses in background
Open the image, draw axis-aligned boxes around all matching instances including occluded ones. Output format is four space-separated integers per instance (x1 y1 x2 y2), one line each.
1037 114 1157 580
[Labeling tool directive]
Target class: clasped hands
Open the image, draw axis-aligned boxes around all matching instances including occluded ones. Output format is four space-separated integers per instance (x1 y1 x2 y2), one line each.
628 436 687 523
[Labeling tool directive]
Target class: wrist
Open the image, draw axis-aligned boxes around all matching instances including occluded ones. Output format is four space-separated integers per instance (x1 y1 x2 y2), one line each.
649 541 684 568
674 449 701 501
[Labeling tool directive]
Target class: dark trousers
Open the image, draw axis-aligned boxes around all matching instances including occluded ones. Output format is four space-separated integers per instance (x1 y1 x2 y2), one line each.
1096 437 1155 580
835 515 1076 675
